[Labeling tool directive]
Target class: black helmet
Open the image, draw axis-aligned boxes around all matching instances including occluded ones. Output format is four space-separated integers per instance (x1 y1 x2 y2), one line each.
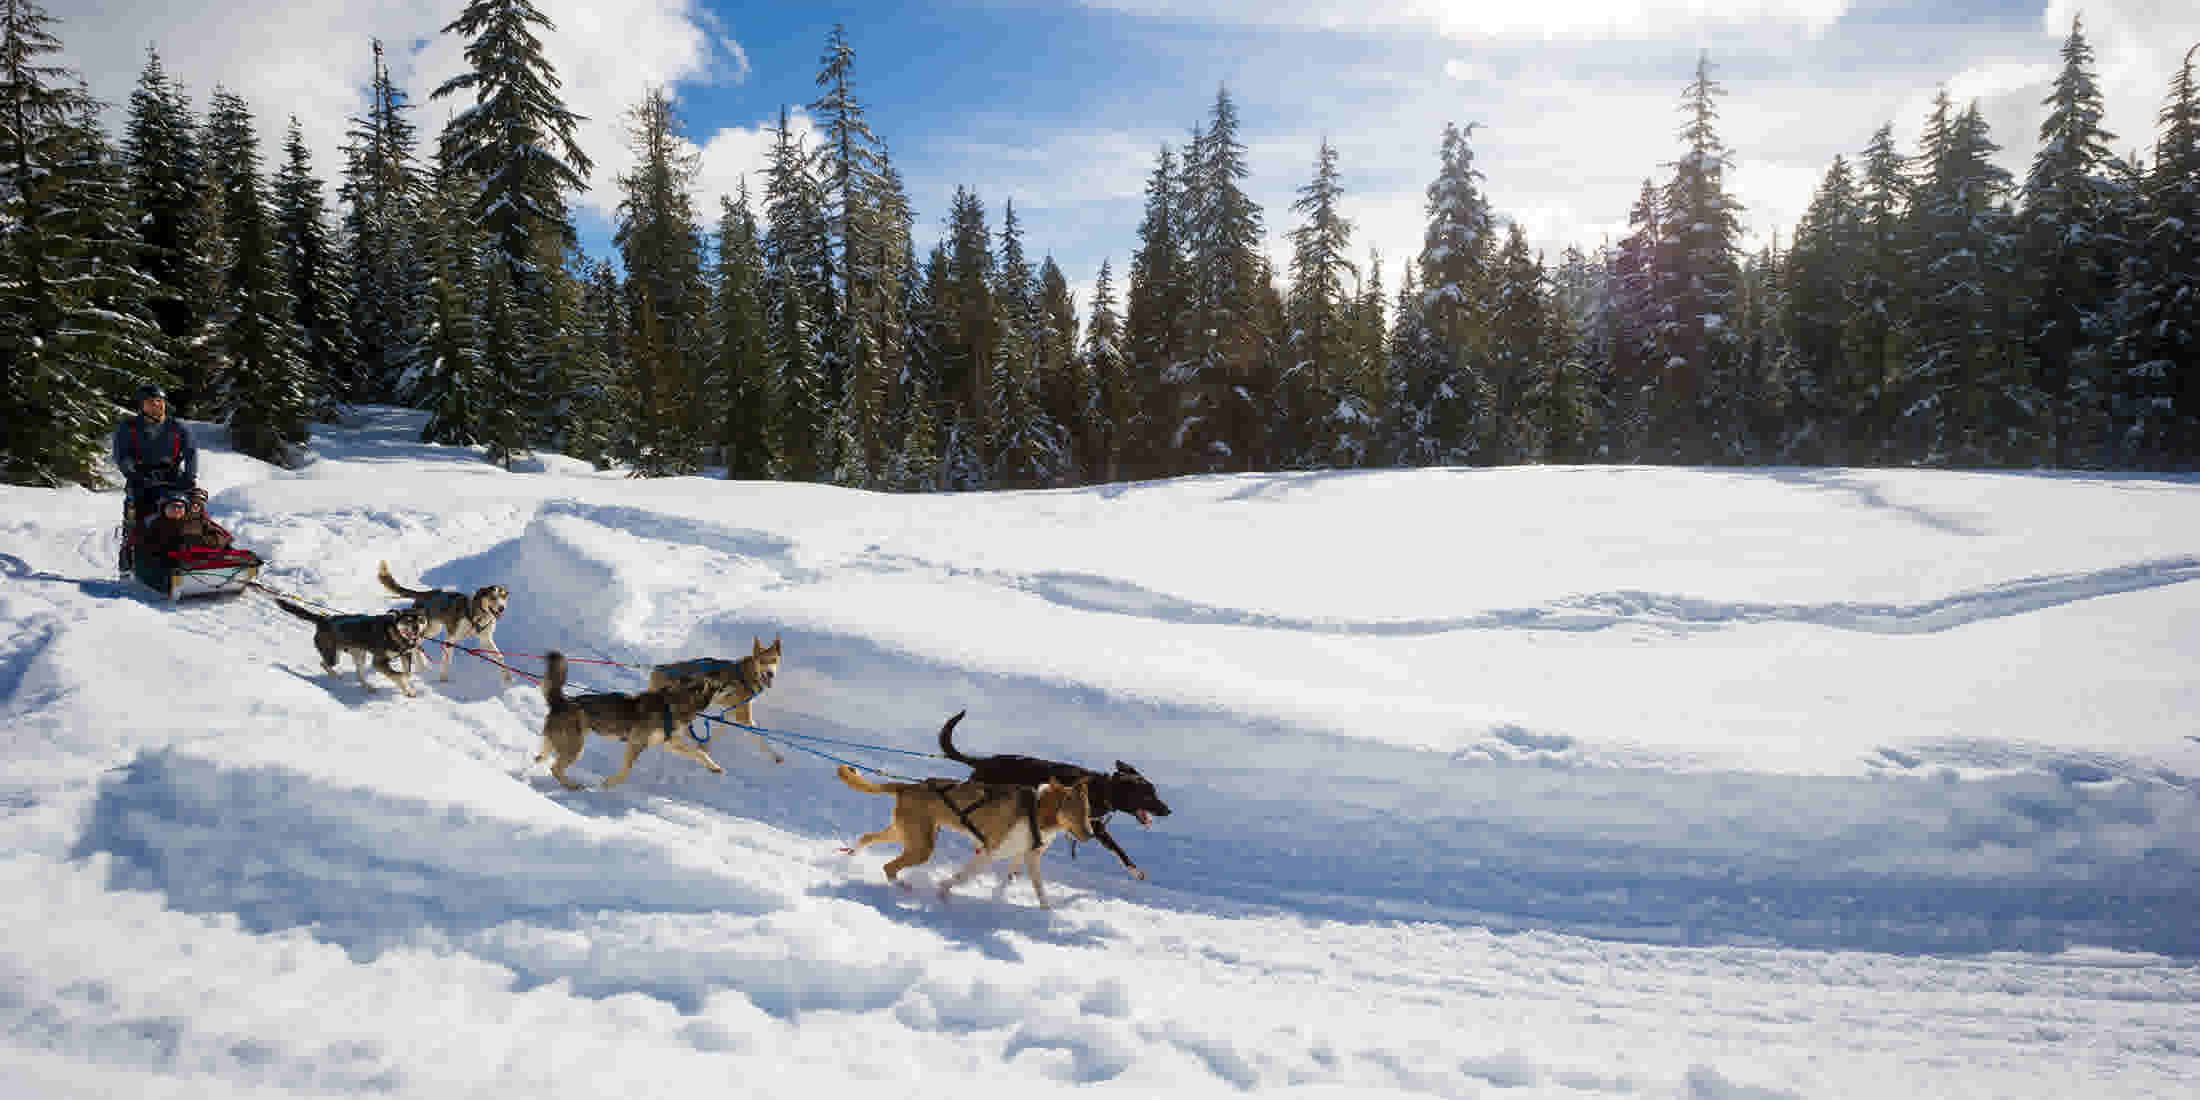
135 383 168 403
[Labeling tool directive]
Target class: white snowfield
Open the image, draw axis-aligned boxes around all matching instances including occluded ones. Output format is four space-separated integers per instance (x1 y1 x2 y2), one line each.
2 408 2195 1099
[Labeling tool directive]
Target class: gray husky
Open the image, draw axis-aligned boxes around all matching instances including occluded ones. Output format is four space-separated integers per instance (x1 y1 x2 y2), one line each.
377 560 511 681
275 599 430 697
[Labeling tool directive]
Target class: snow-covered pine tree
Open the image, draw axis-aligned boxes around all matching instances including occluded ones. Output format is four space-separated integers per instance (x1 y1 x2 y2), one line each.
1549 244 1612 461
1651 52 1746 465
1404 121 1496 465
1732 241 1789 462
201 87 312 464
2022 15 2122 467
1783 155 1868 462
1035 256 1087 480
1487 222 1548 463
1330 249 1387 467
1538 247 1597 464
541 249 618 468
614 86 708 476
414 150 490 449
936 185 996 466
119 45 210 409
762 106 833 481
1284 137 1358 469
811 24 898 483
1901 93 2038 466
1082 258 1131 483
1381 267 1445 466
431 0 594 462
1849 123 1913 460
1122 144 1184 480
2110 45 2200 467
712 184 776 479
0 0 165 485
1179 87 1270 472
1607 178 1661 462
274 118 355 425
339 40 425 404
986 200 1067 487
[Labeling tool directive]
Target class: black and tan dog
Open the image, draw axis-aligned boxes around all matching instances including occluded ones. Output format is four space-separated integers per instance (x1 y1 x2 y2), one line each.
646 636 783 764
837 765 1093 908
938 710 1172 880
275 599 430 698
536 651 724 790
377 560 511 682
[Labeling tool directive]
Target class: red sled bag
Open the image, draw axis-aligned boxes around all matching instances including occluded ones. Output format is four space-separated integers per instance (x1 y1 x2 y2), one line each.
169 544 261 569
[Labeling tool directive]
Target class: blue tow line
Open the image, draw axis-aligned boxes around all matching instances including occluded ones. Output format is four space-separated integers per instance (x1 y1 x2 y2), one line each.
688 708 943 780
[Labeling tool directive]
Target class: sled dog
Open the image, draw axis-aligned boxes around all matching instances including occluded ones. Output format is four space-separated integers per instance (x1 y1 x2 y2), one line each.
937 710 1172 880
377 561 511 682
536 651 724 790
274 599 430 697
646 636 783 763
837 764 1093 908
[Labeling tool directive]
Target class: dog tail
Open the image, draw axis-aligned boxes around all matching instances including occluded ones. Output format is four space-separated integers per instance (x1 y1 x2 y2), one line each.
273 598 325 625
544 650 572 712
377 560 432 599
836 763 895 795
935 709 974 763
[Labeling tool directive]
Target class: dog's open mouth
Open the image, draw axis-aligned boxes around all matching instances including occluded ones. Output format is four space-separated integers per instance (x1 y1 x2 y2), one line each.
1135 810 1152 827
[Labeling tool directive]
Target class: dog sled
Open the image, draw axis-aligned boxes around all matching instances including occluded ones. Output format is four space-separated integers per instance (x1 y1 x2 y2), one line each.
119 488 264 601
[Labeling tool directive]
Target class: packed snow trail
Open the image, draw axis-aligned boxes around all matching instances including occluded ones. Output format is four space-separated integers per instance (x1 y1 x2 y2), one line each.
2 408 2196 1098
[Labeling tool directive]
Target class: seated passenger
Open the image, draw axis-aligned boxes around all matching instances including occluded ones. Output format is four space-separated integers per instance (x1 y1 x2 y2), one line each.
142 491 231 558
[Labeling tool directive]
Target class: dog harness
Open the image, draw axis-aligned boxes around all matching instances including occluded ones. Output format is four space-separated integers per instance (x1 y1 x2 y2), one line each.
926 782 1042 850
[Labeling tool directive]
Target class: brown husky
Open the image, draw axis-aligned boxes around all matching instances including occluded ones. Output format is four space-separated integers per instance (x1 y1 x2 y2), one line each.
837 765 1093 908
535 651 724 790
646 636 783 763
377 561 511 682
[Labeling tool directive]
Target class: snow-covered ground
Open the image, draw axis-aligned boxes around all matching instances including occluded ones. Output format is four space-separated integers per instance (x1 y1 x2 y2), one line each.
2 407 2195 1099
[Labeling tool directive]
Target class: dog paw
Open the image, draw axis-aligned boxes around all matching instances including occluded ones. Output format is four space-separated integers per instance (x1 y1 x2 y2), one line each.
1128 867 1147 881
837 846 855 855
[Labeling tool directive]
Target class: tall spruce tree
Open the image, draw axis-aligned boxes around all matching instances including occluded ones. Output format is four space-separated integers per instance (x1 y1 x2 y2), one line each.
1179 87 1270 471
1850 123 1913 459
0 0 165 484
1902 93 2036 465
986 200 1066 487
1607 178 1662 461
1486 222 1548 463
274 118 354 422
431 0 593 462
2022 15 2121 466
415 150 491 448
1784 155 1868 462
119 45 210 410
712 184 776 479
1400 121 1496 465
614 86 708 475
2112 44 2200 466
1082 258 1131 483
762 105 833 480
1651 52 1746 463
201 87 312 463
1284 138 1358 468
1122 144 1184 479
339 39 425 403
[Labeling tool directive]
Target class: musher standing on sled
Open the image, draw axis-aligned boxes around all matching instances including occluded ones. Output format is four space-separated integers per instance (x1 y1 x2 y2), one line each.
112 384 199 573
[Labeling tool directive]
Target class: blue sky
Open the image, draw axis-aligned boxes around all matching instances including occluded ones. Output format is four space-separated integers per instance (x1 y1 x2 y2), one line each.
62 1 2200 317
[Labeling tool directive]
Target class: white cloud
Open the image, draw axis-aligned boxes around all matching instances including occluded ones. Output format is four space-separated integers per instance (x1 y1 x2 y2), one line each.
56 0 742 224
691 108 816 216
1078 0 1854 37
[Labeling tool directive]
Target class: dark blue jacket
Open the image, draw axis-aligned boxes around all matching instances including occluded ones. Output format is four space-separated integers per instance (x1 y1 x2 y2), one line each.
113 414 197 486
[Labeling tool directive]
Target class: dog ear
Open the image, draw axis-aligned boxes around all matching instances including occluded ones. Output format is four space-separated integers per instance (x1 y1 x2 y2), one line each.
769 635 782 654
1115 761 1140 775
